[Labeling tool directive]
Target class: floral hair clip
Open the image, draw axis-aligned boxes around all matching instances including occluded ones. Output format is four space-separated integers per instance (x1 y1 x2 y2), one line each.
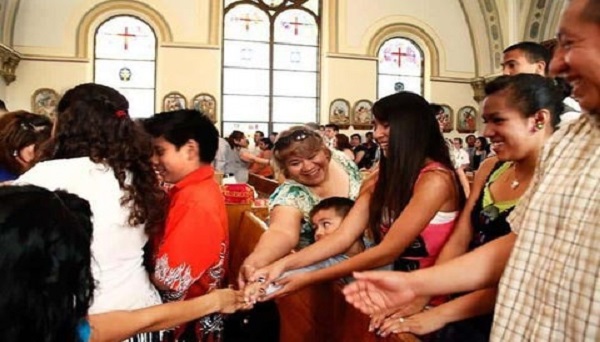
115 109 128 118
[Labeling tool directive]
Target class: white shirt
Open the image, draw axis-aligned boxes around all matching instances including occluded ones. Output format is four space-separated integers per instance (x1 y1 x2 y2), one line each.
16 157 161 314
451 148 470 169
212 137 231 173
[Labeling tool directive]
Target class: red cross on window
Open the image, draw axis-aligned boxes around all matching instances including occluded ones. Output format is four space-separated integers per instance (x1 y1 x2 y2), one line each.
390 47 415 67
116 26 137 50
284 17 310 35
232 13 262 31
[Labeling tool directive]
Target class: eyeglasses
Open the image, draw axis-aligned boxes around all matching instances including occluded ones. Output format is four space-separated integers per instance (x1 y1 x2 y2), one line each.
273 129 316 151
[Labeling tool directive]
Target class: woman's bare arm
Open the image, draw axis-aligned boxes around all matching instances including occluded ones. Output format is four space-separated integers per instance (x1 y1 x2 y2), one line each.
289 170 457 285
435 158 498 264
89 289 246 342
238 206 303 286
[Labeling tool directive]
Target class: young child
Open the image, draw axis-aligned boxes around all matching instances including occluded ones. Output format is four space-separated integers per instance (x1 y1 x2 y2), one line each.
142 109 229 342
257 197 367 296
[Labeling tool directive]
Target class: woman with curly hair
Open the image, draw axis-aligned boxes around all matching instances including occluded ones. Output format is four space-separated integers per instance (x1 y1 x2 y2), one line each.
14 83 168 341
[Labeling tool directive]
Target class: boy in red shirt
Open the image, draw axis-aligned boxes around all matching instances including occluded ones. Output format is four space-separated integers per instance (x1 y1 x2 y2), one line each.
143 110 228 341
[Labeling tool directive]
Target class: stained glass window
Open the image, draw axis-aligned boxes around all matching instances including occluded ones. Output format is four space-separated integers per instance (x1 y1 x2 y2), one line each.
223 0 321 136
94 16 156 118
377 37 424 99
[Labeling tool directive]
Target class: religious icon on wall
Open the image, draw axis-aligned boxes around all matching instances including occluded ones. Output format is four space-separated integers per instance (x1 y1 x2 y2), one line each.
439 104 454 133
162 92 186 112
329 99 351 127
119 67 132 81
31 88 60 120
190 93 217 123
351 99 374 129
394 82 405 92
457 106 477 133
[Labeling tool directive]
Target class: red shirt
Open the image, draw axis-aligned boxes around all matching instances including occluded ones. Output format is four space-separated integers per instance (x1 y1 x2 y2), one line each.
154 165 229 339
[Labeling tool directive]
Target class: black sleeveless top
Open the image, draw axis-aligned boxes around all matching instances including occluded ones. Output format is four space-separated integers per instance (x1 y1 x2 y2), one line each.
468 161 515 251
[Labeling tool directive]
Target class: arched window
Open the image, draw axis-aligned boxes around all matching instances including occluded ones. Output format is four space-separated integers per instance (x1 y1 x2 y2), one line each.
222 0 320 135
377 37 424 99
94 16 157 118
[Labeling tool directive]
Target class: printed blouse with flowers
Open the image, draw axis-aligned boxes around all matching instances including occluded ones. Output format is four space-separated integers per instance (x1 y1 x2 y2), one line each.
153 165 229 341
269 150 362 249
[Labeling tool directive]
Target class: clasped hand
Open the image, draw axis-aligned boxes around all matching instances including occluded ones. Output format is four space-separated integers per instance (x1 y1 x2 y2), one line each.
240 260 310 304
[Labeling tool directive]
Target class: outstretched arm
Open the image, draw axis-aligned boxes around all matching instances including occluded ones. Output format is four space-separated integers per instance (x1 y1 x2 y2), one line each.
261 170 458 299
343 233 516 316
455 167 471 199
238 205 303 287
250 189 373 286
435 158 497 264
89 289 248 342
374 288 498 337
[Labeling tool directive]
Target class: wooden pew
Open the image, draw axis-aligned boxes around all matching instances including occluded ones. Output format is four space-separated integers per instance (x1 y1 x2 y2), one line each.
227 209 268 283
248 172 280 198
225 208 419 341
276 282 419 342
331 282 419 342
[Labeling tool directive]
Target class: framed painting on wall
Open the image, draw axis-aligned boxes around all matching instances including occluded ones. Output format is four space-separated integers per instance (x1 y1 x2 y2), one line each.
190 93 217 123
31 88 60 120
162 92 187 112
439 104 454 133
456 106 477 133
329 98 351 128
351 99 374 129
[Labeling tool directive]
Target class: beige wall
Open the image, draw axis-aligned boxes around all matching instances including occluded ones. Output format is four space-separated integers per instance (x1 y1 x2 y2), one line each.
339 0 475 77
430 80 482 139
5 0 480 131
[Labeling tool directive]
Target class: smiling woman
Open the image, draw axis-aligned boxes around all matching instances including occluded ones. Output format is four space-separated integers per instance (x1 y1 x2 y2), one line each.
237 125 362 287
246 92 463 309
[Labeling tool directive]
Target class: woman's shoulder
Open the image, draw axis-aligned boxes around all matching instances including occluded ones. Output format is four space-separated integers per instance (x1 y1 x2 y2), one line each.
17 157 93 184
271 180 313 199
269 181 318 213
331 149 360 175
477 157 502 177
34 157 94 170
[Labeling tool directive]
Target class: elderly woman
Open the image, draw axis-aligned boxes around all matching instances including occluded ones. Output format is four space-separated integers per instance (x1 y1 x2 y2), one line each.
0 111 52 182
238 126 362 286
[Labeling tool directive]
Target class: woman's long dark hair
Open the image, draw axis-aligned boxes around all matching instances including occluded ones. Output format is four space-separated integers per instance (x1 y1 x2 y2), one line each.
0 185 94 342
476 136 490 154
52 83 167 236
368 92 456 243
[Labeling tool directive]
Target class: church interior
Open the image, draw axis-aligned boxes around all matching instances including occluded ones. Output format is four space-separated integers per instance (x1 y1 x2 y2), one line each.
0 1 585 342
0 0 565 137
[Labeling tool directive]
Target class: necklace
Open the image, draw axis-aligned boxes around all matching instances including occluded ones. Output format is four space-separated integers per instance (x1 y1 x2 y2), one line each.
510 163 520 189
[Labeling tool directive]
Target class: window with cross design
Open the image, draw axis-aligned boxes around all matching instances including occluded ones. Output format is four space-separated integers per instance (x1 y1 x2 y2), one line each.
94 16 157 118
377 37 424 99
222 0 320 136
